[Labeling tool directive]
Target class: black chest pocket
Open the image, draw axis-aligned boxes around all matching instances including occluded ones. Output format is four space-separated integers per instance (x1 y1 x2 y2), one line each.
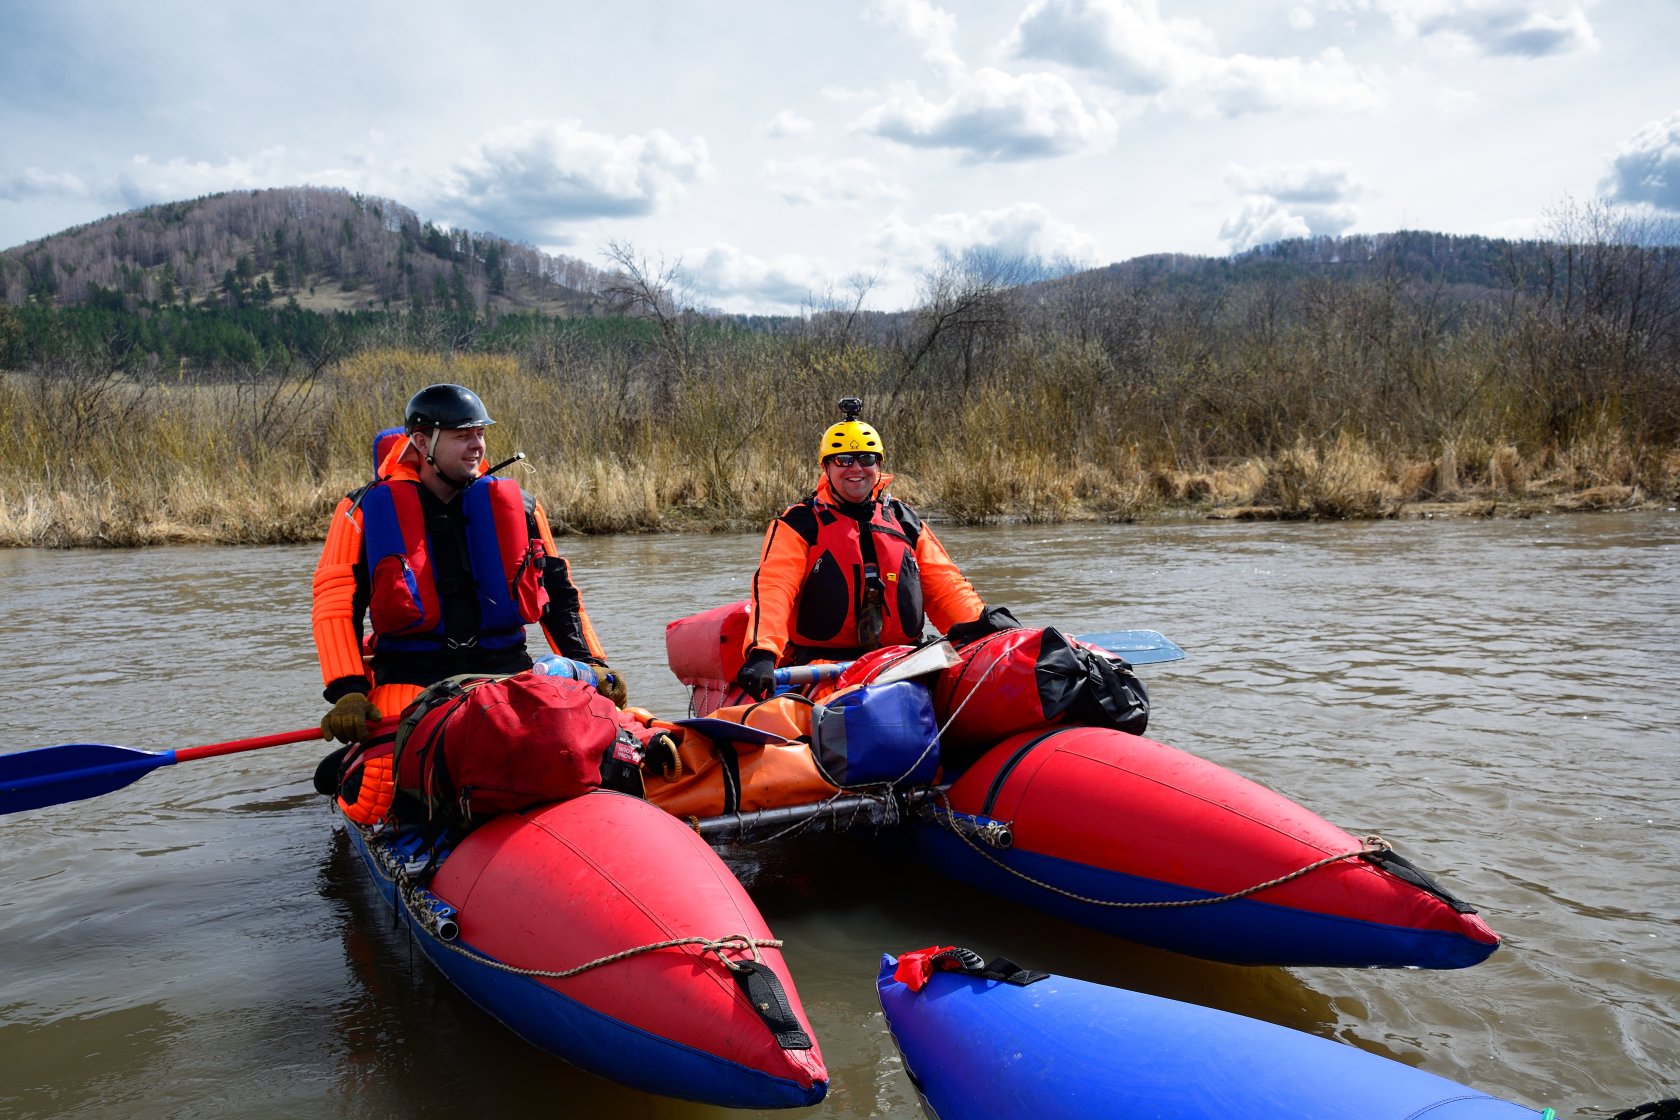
895 551 924 632
793 551 850 641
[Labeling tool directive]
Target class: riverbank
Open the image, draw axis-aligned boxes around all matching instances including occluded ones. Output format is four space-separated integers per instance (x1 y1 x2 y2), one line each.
3 344 1675 548
1 451 1670 549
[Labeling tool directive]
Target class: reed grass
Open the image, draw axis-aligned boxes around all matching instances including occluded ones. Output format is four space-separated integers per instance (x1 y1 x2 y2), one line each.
0 332 1675 549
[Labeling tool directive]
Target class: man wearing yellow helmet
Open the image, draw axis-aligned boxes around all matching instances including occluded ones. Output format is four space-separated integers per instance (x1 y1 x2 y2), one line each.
735 398 1018 699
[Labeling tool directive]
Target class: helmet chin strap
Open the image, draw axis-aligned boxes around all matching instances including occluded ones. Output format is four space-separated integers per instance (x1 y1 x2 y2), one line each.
420 430 476 491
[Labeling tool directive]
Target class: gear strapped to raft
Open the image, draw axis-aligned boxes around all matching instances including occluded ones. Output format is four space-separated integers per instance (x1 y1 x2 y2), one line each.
931 626 1150 763
393 671 644 826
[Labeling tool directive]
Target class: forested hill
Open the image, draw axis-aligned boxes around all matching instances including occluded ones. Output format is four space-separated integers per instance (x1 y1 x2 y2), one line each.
3 184 1653 322
0 186 612 314
3 184 1675 386
1075 228 1592 298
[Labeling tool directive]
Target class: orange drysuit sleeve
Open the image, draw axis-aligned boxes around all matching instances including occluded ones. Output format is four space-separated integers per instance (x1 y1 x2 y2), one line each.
312 496 371 698
743 514 811 661
915 523 985 634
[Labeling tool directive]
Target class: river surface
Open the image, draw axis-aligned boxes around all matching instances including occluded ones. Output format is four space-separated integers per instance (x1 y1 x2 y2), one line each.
1 512 1676 1118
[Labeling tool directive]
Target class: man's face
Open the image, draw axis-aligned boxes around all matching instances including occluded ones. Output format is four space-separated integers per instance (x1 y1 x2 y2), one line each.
823 453 881 503
423 426 486 479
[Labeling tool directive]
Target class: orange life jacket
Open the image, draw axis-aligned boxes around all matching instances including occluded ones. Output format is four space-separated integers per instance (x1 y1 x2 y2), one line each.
788 494 925 653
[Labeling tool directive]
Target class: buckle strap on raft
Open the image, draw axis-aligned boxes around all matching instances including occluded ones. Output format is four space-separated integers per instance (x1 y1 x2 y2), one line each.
921 794 1398 909
730 959 814 1049
1361 846 1480 913
891 944 1049 992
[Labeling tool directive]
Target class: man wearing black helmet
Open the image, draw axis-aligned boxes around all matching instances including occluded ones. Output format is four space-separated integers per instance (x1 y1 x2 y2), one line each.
310 383 624 824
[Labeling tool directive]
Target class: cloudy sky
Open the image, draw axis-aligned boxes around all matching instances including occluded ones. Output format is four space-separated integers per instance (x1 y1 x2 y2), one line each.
1 0 1676 312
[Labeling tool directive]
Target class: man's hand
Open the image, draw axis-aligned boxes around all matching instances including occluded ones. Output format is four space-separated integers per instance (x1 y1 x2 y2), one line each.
593 665 630 708
945 605 1023 646
735 650 777 701
321 692 381 743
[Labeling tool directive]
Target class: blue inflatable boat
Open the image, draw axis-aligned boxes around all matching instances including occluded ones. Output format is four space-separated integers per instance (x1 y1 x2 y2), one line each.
877 948 1553 1119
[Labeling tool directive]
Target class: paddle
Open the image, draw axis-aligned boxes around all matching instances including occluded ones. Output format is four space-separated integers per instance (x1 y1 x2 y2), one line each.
1074 630 1185 665
773 640 965 687
0 726 336 816
771 631 1185 685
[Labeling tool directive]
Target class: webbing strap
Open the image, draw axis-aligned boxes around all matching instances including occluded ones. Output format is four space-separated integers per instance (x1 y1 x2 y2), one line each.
731 961 814 1050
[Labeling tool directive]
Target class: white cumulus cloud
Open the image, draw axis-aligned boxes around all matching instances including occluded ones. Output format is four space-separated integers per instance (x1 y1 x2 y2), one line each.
869 0 965 78
872 202 1098 268
0 167 93 203
433 119 711 242
1200 48 1382 115
764 110 814 137
763 156 910 208
1599 110 1680 214
1220 161 1364 251
1006 0 1383 116
115 147 301 209
1006 0 1215 96
859 67 1118 161
683 242 828 309
1367 0 1597 57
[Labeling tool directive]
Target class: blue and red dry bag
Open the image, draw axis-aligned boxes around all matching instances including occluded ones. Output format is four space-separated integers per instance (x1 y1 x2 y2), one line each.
811 680 939 788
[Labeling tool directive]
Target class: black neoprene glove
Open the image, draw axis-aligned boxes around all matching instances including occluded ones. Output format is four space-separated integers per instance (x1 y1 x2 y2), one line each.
735 650 777 701
945 605 1023 646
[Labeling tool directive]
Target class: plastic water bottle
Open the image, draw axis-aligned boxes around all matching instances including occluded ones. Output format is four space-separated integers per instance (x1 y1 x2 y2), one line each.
531 655 600 687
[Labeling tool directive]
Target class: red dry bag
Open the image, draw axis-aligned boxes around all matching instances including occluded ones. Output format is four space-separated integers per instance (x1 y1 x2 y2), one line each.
394 672 636 824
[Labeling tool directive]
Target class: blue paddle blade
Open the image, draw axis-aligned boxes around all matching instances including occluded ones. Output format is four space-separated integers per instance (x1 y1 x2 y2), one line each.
0 743 175 815
1076 630 1186 665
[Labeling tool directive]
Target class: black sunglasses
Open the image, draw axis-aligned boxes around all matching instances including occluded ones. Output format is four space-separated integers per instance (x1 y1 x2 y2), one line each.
827 452 882 468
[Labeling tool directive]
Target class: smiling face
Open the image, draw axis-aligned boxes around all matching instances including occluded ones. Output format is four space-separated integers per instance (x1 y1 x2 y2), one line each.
417 425 486 494
823 452 881 503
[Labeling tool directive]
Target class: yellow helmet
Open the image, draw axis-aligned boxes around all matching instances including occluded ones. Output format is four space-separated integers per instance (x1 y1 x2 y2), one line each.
818 396 885 462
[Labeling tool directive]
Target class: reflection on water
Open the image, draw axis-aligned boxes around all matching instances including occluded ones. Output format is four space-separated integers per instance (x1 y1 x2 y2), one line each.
1 513 1677 1118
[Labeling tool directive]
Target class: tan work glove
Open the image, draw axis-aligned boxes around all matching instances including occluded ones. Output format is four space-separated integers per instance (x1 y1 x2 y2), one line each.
592 665 629 709
321 692 381 743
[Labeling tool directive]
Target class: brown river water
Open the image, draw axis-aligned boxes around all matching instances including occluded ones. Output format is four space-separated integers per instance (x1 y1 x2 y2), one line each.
1 513 1676 1118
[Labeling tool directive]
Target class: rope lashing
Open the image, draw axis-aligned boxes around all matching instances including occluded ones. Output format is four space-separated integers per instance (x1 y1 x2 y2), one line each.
431 930 784 980
359 824 780 978
925 791 1391 909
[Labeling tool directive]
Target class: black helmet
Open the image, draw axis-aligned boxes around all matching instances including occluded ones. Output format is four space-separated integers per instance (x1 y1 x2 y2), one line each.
404 383 496 431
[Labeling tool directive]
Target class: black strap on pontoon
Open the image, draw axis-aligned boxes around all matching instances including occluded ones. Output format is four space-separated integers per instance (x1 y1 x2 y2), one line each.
730 961 814 1050
926 946 1050 987
1361 847 1479 914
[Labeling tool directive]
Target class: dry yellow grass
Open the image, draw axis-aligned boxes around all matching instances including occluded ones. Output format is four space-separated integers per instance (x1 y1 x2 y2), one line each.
0 348 1673 549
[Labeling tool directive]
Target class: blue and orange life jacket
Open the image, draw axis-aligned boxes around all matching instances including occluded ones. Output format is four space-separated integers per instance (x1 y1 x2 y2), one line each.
359 474 549 653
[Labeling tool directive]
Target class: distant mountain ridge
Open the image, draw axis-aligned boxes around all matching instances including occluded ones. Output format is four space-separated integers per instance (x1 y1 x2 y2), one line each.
0 186 614 315
1 184 1667 322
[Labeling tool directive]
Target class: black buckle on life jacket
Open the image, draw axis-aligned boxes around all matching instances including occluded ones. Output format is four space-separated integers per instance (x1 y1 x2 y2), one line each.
443 635 479 650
